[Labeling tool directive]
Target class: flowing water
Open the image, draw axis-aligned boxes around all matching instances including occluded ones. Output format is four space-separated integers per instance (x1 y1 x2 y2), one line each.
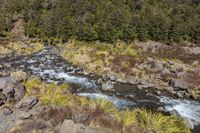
1 47 200 131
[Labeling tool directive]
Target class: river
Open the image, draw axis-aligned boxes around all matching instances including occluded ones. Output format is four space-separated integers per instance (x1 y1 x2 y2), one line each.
1 47 200 132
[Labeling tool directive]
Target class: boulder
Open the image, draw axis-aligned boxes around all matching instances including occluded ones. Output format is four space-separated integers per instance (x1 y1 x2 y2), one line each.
59 120 78 133
18 112 32 119
0 77 16 90
170 79 188 90
0 77 26 102
15 96 38 109
14 83 26 101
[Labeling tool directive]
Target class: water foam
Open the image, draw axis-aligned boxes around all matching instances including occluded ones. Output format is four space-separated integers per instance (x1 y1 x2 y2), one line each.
158 96 200 124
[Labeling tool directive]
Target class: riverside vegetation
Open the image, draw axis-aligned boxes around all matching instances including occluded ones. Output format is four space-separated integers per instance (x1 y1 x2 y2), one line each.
0 0 200 133
11 77 189 133
61 39 200 99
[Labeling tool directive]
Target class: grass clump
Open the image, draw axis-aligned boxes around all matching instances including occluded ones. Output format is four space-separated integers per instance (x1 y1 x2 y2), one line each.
79 97 117 114
114 110 136 132
7 42 44 55
24 78 70 106
133 109 191 133
0 45 12 55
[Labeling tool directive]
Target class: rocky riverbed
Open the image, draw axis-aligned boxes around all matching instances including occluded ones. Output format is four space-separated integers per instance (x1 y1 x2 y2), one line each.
0 46 200 132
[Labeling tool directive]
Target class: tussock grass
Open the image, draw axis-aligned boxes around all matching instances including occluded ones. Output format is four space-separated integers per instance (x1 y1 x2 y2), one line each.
114 110 136 132
79 97 117 114
0 45 12 54
7 42 44 55
61 39 139 77
133 109 191 133
24 78 70 106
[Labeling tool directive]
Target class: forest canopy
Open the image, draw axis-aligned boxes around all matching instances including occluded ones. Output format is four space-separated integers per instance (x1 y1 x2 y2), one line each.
0 0 200 43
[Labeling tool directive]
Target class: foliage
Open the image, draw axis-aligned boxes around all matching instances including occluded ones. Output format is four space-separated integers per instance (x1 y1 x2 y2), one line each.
79 97 117 114
24 78 70 106
0 0 200 44
114 110 136 132
133 109 191 133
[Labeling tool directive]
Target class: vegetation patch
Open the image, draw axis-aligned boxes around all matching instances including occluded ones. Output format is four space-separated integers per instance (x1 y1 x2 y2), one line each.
7 42 44 55
24 78 70 106
21 79 191 132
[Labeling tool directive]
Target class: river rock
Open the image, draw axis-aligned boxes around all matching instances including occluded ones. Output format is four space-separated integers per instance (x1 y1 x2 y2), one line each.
101 81 114 92
15 96 38 109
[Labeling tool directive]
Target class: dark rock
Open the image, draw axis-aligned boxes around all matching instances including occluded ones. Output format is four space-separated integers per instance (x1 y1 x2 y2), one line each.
169 109 181 116
0 92 6 106
15 96 38 109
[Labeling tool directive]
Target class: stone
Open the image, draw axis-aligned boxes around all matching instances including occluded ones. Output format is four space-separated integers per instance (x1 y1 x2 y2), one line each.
14 83 26 101
0 77 16 90
154 60 163 70
15 96 38 109
10 71 28 82
116 78 127 84
18 112 32 119
170 79 188 90
110 76 117 81
3 107 13 116
101 81 114 92
72 113 90 123
59 120 76 133
59 120 108 133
